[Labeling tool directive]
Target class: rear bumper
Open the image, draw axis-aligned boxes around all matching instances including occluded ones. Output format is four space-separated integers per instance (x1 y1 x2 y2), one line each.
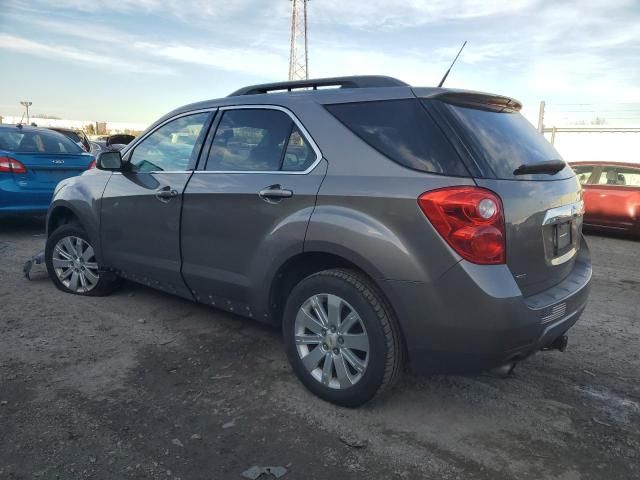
0 177 52 213
382 237 592 374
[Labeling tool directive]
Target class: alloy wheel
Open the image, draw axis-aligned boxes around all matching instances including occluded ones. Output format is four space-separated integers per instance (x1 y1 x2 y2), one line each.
52 236 99 293
294 293 370 389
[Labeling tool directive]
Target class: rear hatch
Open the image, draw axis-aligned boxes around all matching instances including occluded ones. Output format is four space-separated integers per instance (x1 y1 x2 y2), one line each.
424 92 583 296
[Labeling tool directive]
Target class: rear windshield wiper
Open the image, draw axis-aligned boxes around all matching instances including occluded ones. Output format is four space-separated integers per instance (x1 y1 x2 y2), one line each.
513 160 566 175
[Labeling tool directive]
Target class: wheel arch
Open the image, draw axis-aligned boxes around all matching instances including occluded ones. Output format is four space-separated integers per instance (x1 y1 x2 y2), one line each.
47 203 82 236
266 250 408 359
47 199 103 265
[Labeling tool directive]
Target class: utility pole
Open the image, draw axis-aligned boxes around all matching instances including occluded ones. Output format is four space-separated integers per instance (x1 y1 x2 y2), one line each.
288 0 309 81
537 100 545 133
20 101 32 124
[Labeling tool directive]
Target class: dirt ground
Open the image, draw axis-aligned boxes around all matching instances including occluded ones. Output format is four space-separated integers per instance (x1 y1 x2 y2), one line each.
0 216 638 480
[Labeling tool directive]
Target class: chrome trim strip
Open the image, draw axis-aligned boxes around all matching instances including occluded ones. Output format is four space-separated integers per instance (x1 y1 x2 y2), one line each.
118 105 323 176
550 247 577 266
542 200 585 226
111 171 193 175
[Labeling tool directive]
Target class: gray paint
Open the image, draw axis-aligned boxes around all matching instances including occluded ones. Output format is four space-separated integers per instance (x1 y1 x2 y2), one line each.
100 171 193 298
180 160 328 317
47 169 111 264
476 176 584 296
47 77 592 373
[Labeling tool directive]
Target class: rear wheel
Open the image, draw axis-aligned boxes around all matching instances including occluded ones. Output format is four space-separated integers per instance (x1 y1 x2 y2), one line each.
283 268 403 407
45 223 120 296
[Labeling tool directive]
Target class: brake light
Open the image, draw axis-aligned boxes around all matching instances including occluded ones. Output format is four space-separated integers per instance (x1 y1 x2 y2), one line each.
0 156 27 174
418 186 506 265
87 160 97 170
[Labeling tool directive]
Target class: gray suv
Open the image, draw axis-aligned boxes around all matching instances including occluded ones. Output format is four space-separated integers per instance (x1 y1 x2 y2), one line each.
45 76 592 407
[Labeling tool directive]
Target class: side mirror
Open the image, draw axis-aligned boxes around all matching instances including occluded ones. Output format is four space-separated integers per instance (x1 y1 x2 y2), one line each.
96 150 123 171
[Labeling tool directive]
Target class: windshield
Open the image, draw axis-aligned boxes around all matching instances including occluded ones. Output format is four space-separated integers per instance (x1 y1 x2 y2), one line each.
0 129 84 154
438 101 570 180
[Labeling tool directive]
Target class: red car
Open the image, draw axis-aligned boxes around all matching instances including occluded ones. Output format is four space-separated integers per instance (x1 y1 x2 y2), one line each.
571 161 640 235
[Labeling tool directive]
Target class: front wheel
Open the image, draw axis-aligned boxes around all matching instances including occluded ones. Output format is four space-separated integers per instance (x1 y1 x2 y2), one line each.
282 268 403 407
45 223 120 296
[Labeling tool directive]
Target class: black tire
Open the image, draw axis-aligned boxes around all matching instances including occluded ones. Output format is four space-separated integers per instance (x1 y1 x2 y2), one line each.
45 223 120 296
282 268 403 407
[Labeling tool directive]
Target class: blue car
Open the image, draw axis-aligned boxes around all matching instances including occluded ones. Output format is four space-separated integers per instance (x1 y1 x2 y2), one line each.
0 124 95 214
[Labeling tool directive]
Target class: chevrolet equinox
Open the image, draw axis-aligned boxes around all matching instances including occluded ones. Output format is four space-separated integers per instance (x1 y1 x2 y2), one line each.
45 76 592 407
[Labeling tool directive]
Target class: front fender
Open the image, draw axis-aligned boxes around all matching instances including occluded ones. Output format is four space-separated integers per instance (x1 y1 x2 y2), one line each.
47 171 111 264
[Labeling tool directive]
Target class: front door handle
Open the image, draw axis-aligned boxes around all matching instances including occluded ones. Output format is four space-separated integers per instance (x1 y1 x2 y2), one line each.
259 185 293 202
155 186 179 203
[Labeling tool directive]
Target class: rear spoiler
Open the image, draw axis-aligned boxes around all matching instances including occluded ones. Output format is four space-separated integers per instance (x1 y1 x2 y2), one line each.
433 92 522 112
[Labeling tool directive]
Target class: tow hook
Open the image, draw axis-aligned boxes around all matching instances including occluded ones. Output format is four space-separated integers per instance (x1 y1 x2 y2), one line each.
543 334 568 352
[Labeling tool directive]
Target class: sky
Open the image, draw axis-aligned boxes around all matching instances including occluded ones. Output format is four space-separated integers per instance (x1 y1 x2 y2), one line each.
1 0 639 126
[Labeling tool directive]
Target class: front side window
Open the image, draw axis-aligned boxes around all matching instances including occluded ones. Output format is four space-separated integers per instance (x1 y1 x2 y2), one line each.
206 109 316 172
129 112 210 172
596 166 640 187
617 167 640 187
571 165 595 185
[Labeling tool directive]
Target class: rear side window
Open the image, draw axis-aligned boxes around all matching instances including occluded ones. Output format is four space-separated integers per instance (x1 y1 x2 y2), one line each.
206 109 316 172
440 102 566 180
325 100 469 176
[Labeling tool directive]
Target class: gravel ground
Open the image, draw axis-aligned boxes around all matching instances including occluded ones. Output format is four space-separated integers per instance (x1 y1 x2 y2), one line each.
0 216 638 480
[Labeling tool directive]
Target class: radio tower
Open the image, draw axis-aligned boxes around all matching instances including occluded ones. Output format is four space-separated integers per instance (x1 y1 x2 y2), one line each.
288 0 309 81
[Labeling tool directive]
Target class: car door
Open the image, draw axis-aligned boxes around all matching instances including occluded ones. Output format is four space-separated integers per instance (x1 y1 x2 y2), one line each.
100 110 213 297
181 106 326 317
586 164 636 230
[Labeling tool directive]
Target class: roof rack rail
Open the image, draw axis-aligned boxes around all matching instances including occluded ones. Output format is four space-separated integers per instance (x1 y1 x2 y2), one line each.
228 75 409 96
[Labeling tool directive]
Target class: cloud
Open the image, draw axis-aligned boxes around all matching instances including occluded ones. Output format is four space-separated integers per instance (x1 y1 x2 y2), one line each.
7 0 268 19
0 33 175 75
134 41 286 78
2 0 640 118
313 0 538 29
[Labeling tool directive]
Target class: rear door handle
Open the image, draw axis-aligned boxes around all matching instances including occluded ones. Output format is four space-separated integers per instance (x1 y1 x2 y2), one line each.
155 186 179 202
259 185 293 202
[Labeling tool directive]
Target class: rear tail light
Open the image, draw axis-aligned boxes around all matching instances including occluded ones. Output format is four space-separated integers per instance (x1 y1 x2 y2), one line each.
0 156 27 174
87 159 97 170
418 186 506 265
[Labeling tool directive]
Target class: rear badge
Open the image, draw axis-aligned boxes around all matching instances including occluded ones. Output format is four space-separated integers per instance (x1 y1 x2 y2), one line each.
52 159 65 164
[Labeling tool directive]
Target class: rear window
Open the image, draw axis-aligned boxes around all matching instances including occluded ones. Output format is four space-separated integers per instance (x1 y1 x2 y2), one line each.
325 99 469 176
0 129 83 154
440 102 567 179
